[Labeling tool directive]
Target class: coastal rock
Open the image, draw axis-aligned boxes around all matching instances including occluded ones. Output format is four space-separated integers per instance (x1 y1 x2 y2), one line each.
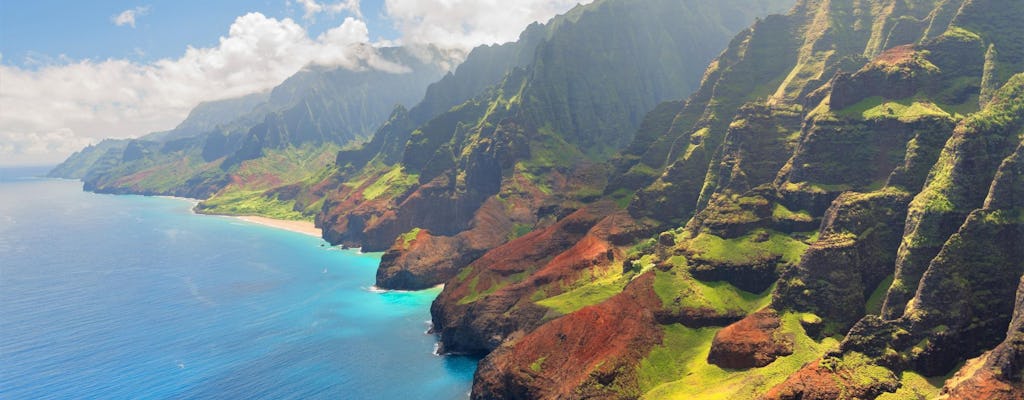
375 197 522 290
431 203 622 355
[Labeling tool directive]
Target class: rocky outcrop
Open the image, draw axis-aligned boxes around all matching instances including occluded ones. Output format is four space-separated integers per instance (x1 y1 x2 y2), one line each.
775 189 913 330
707 308 794 369
695 104 805 213
880 37 1021 323
430 203 623 355
832 80 1024 380
762 354 899 400
471 273 663 400
939 276 1024 399
828 45 940 109
375 197 525 290
627 12 804 225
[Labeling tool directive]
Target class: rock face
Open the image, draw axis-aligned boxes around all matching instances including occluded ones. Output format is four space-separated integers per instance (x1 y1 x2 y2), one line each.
375 197 522 290
436 0 1024 397
775 189 915 330
471 273 664 399
431 203 624 355
838 82 1024 378
762 355 899 400
939 276 1024 399
707 309 794 369
318 0 796 289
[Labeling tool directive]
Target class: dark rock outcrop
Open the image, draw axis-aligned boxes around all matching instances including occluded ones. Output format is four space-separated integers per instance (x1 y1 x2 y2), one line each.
707 308 794 369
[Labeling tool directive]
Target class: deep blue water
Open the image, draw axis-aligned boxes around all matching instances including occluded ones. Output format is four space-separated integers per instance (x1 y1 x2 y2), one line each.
0 170 475 399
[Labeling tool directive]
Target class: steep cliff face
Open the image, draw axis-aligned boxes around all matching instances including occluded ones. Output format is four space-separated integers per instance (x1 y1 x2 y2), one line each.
318 0 795 289
939 276 1024 399
441 0 1024 398
836 94 1024 374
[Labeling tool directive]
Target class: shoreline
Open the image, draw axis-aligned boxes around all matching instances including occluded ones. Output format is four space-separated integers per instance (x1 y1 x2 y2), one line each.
150 193 320 239
233 215 322 238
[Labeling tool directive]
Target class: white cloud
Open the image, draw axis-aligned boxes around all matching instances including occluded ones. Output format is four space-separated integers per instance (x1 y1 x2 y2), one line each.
0 13 406 166
385 0 593 52
0 129 95 166
112 6 149 28
295 0 361 20
1 1 593 166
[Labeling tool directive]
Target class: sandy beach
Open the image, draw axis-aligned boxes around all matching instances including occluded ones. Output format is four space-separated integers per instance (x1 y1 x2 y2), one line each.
236 216 322 238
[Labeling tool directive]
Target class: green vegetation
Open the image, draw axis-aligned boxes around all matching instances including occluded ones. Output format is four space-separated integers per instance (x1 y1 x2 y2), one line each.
536 267 631 315
865 274 894 315
640 313 841 398
530 356 548 373
876 371 944 400
652 267 771 315
637 325 718 393
627 238 658 259
819 352 898 389
459 270 531 305
362 165 420 201
454 265 475 283
523 126 584 170
99 154 221 195
48 139 129 179
684 230 810 266
399 228 422 249
772 203 813 223
231 145 339 190
506 223 533 241
836 96 952 122
198 190 309 221
610 188 636 209
458 276 485 305
193 145 342 221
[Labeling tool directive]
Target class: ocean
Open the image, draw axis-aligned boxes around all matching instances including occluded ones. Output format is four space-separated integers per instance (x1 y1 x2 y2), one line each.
0 168 476 399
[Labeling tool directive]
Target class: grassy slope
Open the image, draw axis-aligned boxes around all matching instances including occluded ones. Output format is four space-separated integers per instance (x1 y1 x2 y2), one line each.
640 313 841 399
197 144 340 221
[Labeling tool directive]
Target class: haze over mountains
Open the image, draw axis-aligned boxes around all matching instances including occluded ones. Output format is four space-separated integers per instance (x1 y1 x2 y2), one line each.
49 0 1024 398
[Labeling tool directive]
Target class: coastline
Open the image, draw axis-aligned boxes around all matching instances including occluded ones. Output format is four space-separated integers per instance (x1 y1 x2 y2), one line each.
150 194 321 238
234 215 322 238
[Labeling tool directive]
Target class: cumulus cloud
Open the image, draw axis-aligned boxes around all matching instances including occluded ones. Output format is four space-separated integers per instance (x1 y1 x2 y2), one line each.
385 0 593 52
112 6 149 28
0 13 400 166
295 0 361 20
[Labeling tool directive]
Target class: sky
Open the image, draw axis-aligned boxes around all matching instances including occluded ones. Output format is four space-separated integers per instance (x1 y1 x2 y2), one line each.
0 0 590 166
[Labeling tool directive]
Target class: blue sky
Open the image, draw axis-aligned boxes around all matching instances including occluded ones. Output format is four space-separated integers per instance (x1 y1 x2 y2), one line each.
0 0 589 166
1 0 396 68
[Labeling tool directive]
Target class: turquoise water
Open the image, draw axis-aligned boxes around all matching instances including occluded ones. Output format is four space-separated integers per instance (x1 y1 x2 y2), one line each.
0 171 475 399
